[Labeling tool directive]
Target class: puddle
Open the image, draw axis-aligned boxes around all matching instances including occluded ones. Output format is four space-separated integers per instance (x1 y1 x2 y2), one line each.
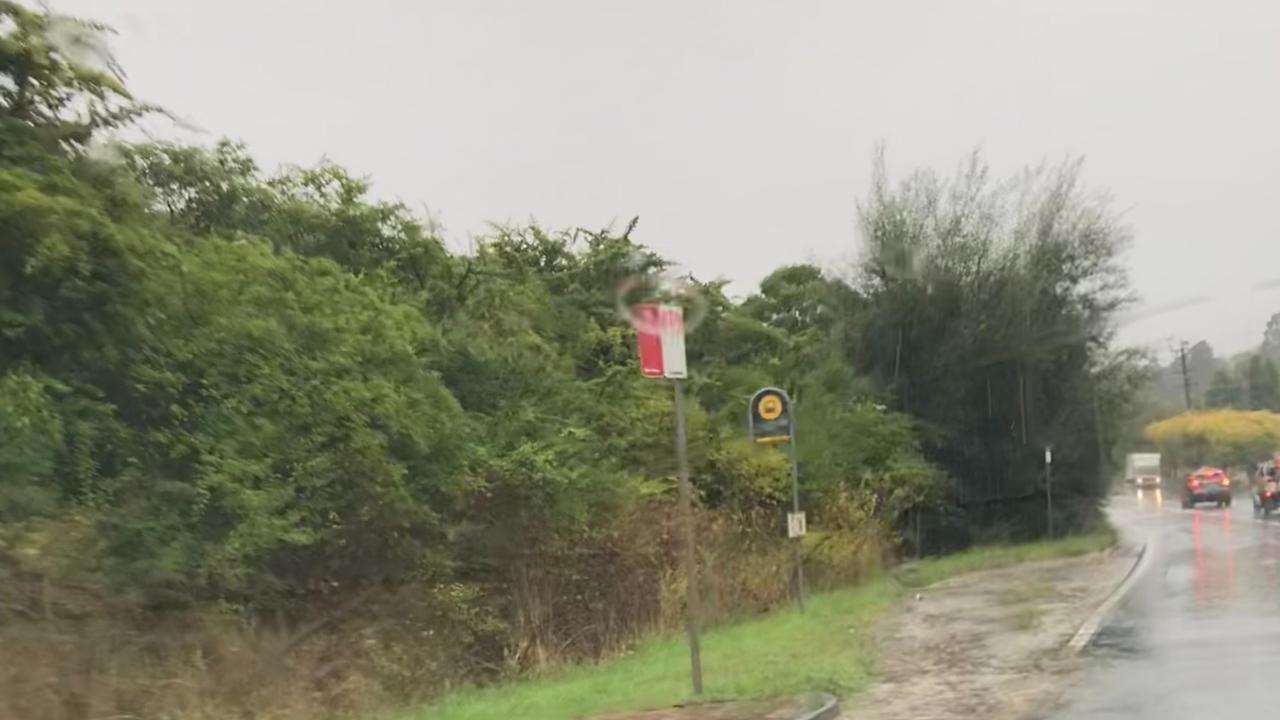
1085 622 1143 658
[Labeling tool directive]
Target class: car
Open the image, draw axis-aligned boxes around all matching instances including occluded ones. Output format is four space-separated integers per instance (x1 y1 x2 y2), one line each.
1253 461 1280 516
1182 466 1232 508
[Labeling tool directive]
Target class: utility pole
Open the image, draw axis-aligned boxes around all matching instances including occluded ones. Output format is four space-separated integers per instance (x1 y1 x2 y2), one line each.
1178 341 1193 409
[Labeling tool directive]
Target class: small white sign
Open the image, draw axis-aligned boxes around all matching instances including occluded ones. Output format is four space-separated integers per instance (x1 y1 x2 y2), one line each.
1045 447 1053 465
659 305 687 379
787 511 807 538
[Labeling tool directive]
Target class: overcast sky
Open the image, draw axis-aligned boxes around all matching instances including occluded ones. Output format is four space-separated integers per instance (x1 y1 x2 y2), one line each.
56 0 1280 358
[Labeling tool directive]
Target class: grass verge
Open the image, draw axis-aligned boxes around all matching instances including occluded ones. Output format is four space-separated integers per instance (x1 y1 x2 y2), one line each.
408 529 1115 720
895 526 1117 590
409 580 893 720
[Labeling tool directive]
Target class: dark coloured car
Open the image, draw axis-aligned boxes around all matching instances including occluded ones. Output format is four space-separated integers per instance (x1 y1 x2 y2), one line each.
1183 466 1232 509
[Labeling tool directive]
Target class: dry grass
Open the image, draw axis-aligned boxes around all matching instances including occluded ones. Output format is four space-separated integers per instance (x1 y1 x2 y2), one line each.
0 511 884 720
997 580 1054 606
0 609 431 720
1008 606 1045 631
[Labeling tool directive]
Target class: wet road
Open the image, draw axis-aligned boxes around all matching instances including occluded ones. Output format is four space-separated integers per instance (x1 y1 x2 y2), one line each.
1052 487 1280 719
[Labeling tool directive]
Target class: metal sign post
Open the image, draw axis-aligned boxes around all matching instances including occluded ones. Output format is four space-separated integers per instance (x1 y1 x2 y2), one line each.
787 408 806 609
672 379 702 694
1045 446 1054 538
633 303 702 695
749 387 806 610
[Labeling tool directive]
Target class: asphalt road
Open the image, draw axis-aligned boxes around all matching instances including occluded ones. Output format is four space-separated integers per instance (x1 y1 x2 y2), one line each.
1052 486 1280 719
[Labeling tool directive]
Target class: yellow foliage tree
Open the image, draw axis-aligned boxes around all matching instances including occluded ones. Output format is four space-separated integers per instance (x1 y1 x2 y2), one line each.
1145 410 1280 471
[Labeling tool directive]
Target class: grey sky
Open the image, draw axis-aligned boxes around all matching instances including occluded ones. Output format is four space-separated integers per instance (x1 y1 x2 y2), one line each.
58 0 1280 358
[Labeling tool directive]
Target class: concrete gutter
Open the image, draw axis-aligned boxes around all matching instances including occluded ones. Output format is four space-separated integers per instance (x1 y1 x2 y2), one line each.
791 692 840 720
1065 539 1152 653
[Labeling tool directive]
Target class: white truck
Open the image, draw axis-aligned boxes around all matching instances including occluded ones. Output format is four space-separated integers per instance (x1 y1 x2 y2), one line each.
1125 452 1163 489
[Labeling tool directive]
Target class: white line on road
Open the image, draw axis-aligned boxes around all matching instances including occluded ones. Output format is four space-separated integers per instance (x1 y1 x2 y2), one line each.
1067 539 1154 653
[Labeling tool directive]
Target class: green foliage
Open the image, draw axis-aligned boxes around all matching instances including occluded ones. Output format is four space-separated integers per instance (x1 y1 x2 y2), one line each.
109 241 468 600
789 358 942 536
122 141 454 289
0 371 64 519
851 150 1138 539
1246 355 1280 411
1206 368 1246 409
415 579 896 720
894 526 1117 589
0 1 146 148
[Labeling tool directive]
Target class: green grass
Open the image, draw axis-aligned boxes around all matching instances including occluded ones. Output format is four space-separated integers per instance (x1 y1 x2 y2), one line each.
408 529 1116 720
895 527 1117 590
409 581 894 720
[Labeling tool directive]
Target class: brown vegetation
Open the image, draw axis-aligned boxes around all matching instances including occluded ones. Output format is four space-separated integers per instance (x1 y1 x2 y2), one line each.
0 501 883 720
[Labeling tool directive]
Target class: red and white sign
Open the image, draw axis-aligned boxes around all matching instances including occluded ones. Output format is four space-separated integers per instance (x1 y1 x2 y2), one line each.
633 303 687 379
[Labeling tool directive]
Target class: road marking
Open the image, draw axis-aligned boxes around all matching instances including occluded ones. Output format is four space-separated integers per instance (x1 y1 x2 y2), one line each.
1067 539 1154 653
793 692 840 720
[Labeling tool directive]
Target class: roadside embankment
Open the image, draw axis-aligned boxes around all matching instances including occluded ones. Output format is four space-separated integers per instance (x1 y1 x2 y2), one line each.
412 531 1123 720
843 534 1139 720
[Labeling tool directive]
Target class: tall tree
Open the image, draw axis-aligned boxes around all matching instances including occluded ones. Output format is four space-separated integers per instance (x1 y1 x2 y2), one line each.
1263 312 1280 357
0 1 147 148
1246 355 1280 411
853 150 1137 537
1205 368 1246 408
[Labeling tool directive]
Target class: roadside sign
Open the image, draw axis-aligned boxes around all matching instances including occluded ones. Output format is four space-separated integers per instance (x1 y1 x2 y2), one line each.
1045 447 1053 465
634 303 687 379
749 387 792 444
659 305 687 379
627 299 702 694
634 304 664 377
787 511 807 538
758 394 783 420
748 385 807 610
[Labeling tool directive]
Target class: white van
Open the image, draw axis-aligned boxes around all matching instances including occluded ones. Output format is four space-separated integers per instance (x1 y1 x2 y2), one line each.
1125 452 1162 488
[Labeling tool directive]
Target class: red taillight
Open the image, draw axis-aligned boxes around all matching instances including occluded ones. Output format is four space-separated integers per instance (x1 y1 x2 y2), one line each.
1265 491 1274 498
1223 476 1231 486
1189 479 1201 490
